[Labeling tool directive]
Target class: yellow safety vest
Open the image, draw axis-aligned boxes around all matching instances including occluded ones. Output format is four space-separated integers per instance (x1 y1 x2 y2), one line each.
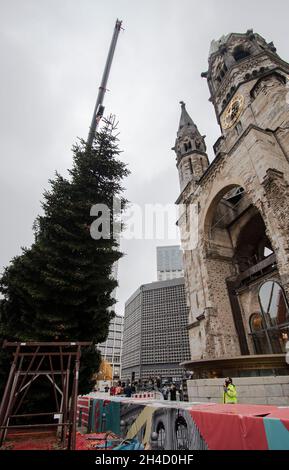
223 384 238 404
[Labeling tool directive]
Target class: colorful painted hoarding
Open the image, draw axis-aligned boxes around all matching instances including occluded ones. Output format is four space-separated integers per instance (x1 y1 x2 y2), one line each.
77 396 289 450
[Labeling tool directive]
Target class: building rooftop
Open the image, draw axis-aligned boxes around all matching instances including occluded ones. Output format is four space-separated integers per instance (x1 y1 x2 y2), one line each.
125 277 185 307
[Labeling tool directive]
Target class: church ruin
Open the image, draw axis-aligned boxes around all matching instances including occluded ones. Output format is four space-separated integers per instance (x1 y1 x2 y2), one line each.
174 31 289 395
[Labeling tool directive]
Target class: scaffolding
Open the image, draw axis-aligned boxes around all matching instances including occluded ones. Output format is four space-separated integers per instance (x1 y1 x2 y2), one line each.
0 341 91 450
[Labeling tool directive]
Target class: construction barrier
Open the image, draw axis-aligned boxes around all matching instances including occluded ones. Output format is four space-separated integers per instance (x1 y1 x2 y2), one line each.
132 391 163 400
77 395 289 450
77 396 90 428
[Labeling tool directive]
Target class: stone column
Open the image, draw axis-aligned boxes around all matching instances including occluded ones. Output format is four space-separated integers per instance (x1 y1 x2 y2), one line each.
260 169 289 301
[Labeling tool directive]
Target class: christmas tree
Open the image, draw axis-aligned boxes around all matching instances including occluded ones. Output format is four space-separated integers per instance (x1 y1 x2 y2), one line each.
0 117 129 396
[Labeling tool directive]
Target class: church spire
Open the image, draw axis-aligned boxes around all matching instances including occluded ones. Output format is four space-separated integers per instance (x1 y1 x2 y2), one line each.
173 102 209 192
174 101 207 157
178 101 196 134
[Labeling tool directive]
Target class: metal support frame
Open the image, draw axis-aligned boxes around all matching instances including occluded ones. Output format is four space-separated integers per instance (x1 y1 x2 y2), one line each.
0 341 91 449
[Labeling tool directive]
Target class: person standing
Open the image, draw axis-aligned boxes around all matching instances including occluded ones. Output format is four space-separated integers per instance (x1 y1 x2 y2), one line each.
156 376 162 390
148 377 153 391
223 377 238 404
115 381 123 395
179 384 184 401
170 384 177 401
124 382 132 397
162 384 169 400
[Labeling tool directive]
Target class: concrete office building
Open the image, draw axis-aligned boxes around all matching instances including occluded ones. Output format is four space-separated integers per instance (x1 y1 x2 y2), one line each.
121 278 190 382
157 246 184 281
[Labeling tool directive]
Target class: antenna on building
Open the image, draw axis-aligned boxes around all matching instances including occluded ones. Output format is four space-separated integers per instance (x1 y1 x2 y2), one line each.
87 19 123 149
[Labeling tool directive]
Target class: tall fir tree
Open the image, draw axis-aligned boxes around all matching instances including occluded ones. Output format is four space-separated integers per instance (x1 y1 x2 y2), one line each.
0 117 129 397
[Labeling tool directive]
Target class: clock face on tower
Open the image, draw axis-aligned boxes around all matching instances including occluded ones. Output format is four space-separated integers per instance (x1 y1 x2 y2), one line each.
221 94 245 130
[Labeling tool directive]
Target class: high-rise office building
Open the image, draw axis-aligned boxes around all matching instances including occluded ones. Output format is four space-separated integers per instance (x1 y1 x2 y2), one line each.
98 314 124 380
157 246 184 281
121 278 190 382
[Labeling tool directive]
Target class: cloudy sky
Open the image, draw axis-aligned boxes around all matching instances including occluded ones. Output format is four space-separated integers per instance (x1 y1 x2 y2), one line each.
1 0 289 315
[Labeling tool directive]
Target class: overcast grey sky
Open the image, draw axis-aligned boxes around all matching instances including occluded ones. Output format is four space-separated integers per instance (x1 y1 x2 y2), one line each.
1 0 289 315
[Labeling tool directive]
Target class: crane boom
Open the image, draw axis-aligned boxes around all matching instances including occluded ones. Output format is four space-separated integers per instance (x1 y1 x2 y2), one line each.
87 19 122 148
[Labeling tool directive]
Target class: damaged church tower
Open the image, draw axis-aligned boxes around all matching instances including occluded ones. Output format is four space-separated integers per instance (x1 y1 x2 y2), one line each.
174 30 289 401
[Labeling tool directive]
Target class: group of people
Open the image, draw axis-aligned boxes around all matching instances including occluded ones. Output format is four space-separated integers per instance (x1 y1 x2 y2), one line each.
107 381 136 397
161 377 237 403
102 377 184 401
100 376 238 404
161 383 184 401
162 377 237 403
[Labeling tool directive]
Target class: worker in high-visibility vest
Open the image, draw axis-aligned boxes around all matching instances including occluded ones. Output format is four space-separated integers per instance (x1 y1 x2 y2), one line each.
223 377 238 404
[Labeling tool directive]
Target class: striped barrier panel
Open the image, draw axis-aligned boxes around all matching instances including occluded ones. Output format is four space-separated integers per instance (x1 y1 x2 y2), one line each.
77 396 91 429
132 393 154 399
132 392 163 400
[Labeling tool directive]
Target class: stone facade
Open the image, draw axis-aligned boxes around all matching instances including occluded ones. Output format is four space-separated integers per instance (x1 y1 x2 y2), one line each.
175 30 289 366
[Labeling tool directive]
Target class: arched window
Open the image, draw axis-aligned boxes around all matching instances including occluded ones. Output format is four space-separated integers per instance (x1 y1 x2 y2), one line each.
233 46 251 62
175 416 189 450
259 281 289 328
184 141 192 153
250 282 289 355
156 422 166 449
215 61 228 84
